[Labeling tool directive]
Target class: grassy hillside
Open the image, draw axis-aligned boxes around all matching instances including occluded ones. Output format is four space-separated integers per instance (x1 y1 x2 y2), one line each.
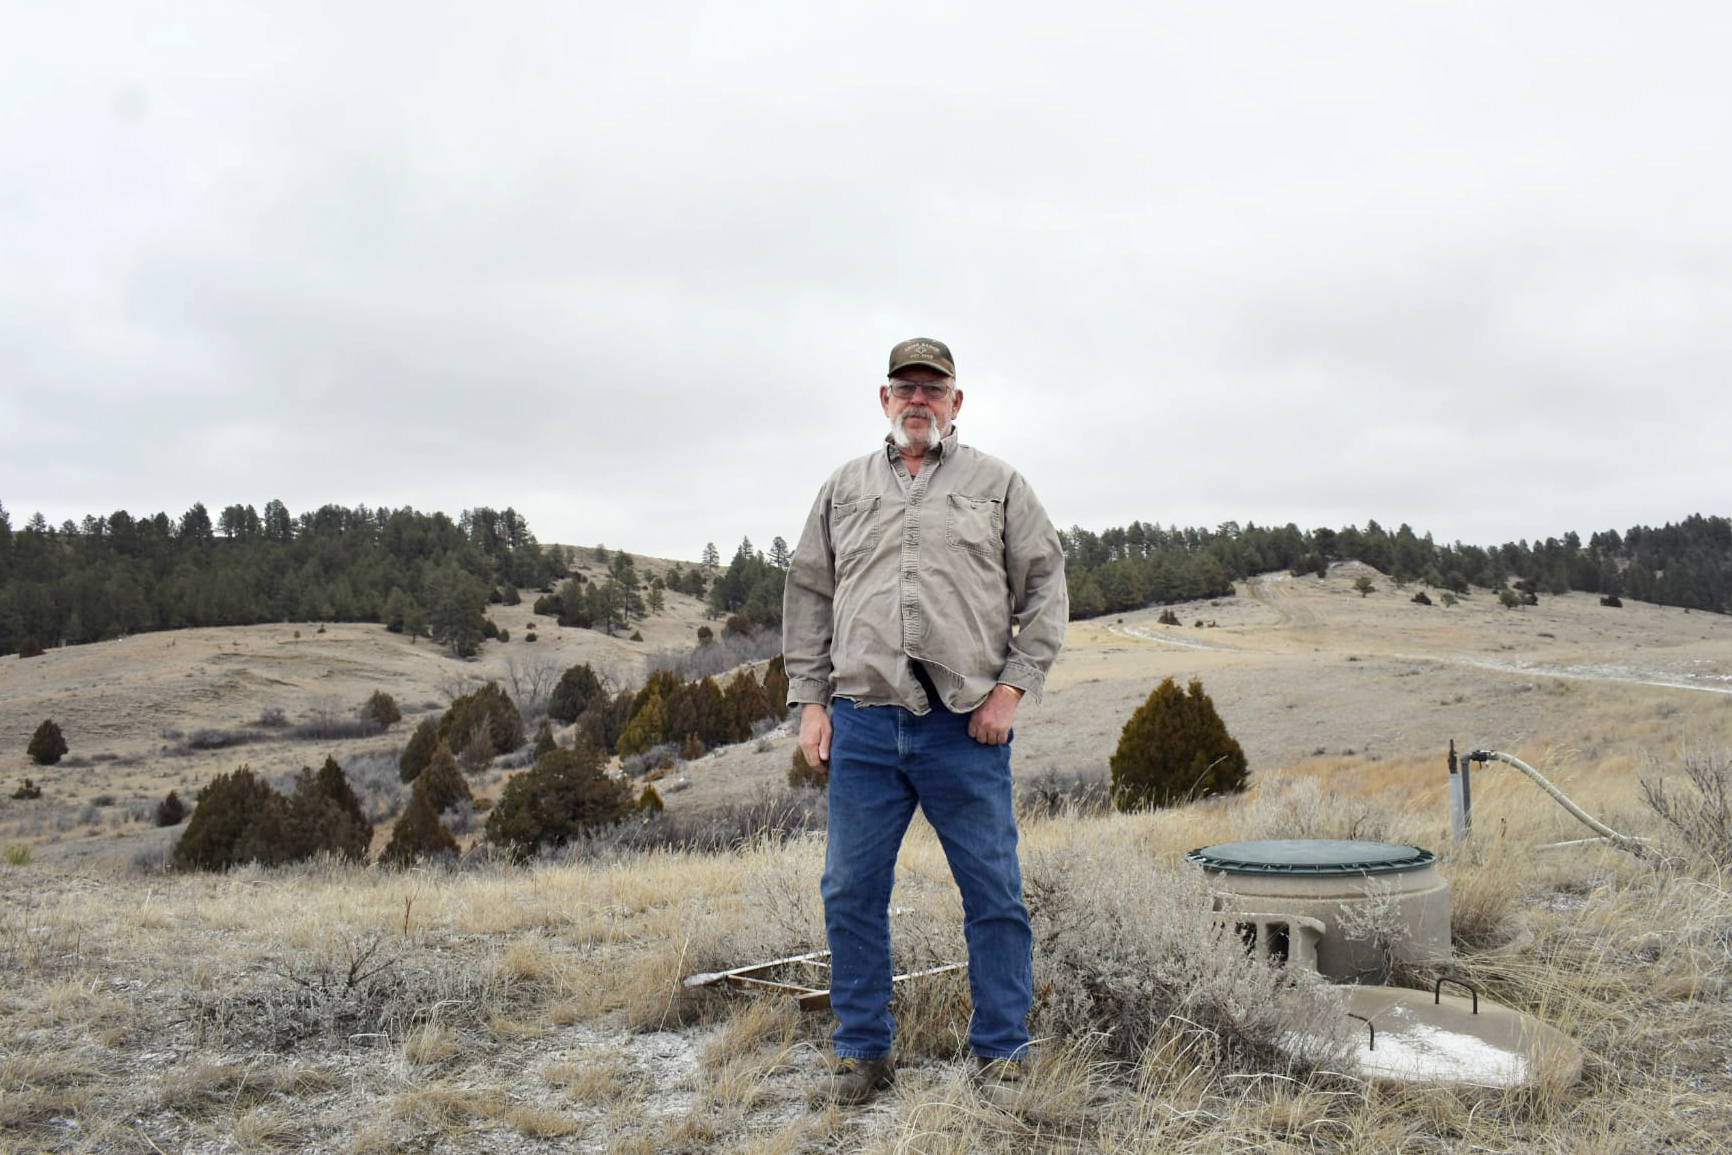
4 563 1732 1151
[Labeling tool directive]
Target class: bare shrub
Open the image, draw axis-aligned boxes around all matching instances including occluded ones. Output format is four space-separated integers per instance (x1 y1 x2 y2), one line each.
619 742 679 779
179 728 262 753
257 707 289 729
1233 777 1395 843
647 632 782 683
1016 769 1109 819
504 656 565 721
1641 748 1732 867
1025 846 1350 1070
285 715 382 742
441 798 477 837
343 750 408 824
552 788 825 861
493 744 539 772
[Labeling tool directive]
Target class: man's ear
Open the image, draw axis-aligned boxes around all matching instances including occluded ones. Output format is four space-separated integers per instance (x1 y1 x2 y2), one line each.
879 384 893 414
949 388 964 419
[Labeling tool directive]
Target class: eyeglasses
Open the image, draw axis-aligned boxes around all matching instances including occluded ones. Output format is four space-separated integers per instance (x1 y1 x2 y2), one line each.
887 380 955 401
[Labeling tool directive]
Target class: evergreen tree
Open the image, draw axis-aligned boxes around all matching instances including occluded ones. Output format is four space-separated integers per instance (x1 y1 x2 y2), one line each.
363 690 402 728
173 767 291 871
27 719 68 765
548 662 604 723
282 756 373 862
723 669 771 742
576 690 636 755
1109 677 1249 812
533 717 557 757
417 745 473 814
484 744 632 859
617 690 668 757
155 789 186 827
399 717 441 783
439 682 524 756
379 782 459 867
762 654 790 717
429 564 488 657
769 536 791 568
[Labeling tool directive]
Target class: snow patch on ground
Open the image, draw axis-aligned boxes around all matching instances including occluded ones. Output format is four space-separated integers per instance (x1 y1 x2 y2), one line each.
1352 1004 1529 1087
1445 655 1732 696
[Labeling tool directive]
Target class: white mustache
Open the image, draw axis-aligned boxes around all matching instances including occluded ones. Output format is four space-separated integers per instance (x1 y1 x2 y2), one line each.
890 407 944 450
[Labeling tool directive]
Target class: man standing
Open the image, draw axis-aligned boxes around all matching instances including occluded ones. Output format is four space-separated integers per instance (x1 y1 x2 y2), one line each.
782 337 1069 1106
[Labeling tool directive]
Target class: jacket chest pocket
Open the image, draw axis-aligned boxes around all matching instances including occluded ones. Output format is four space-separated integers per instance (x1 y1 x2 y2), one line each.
831 494 883 562
945 493 1002 556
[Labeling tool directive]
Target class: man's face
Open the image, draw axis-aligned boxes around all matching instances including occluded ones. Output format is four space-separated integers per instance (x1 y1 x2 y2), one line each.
881 365 963 452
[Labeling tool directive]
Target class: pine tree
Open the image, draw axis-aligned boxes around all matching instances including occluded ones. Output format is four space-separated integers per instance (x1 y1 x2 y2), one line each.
155 790 186 827
484 744 632 859
617 691 668 757
1109 677 1249 812
763 654 790 718
379 782 459 867
723 669 771 742
27 719 68 765
548 662 604 724
429 565 487 657
399 717 440 783
439 682 524 756
173 767 291 871
282 756 373 862
363 690 402 728
414 745 473 816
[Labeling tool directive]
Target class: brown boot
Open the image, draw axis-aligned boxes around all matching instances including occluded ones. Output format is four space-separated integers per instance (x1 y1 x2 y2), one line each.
811 1056 895 1106
972 1056 1027 1109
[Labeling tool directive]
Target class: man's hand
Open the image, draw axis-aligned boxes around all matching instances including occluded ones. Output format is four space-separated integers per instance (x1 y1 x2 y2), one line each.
967 683 1023 746
799 703 832 768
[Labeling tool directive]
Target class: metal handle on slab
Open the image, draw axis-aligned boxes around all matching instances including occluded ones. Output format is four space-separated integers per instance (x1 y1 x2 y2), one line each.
1346 1011 1376 1051
1435 975 1479 1014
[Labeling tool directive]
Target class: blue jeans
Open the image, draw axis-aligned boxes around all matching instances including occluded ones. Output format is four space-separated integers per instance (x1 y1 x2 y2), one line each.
821 696 1032 1061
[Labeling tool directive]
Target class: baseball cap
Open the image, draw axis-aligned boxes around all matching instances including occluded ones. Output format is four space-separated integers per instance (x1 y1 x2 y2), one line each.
888 337 955 378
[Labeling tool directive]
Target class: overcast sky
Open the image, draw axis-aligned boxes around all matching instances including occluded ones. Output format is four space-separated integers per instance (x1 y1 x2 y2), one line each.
4 1 1728 561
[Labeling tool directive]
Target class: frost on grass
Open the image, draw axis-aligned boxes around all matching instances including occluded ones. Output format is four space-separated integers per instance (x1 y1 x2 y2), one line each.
1025 846 1351 1071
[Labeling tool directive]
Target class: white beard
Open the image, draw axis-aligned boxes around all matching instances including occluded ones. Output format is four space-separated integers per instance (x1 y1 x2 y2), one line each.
890 409 944 452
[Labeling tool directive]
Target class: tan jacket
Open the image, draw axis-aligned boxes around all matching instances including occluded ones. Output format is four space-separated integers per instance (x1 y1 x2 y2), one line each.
782 429 1069 714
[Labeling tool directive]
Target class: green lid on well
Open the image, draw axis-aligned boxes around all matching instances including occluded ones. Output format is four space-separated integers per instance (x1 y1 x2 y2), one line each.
1185 839 1436 876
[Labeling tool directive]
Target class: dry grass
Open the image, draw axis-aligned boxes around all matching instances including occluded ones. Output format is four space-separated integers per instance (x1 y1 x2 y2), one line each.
5 570 1732 1150
3 756 1728 1153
